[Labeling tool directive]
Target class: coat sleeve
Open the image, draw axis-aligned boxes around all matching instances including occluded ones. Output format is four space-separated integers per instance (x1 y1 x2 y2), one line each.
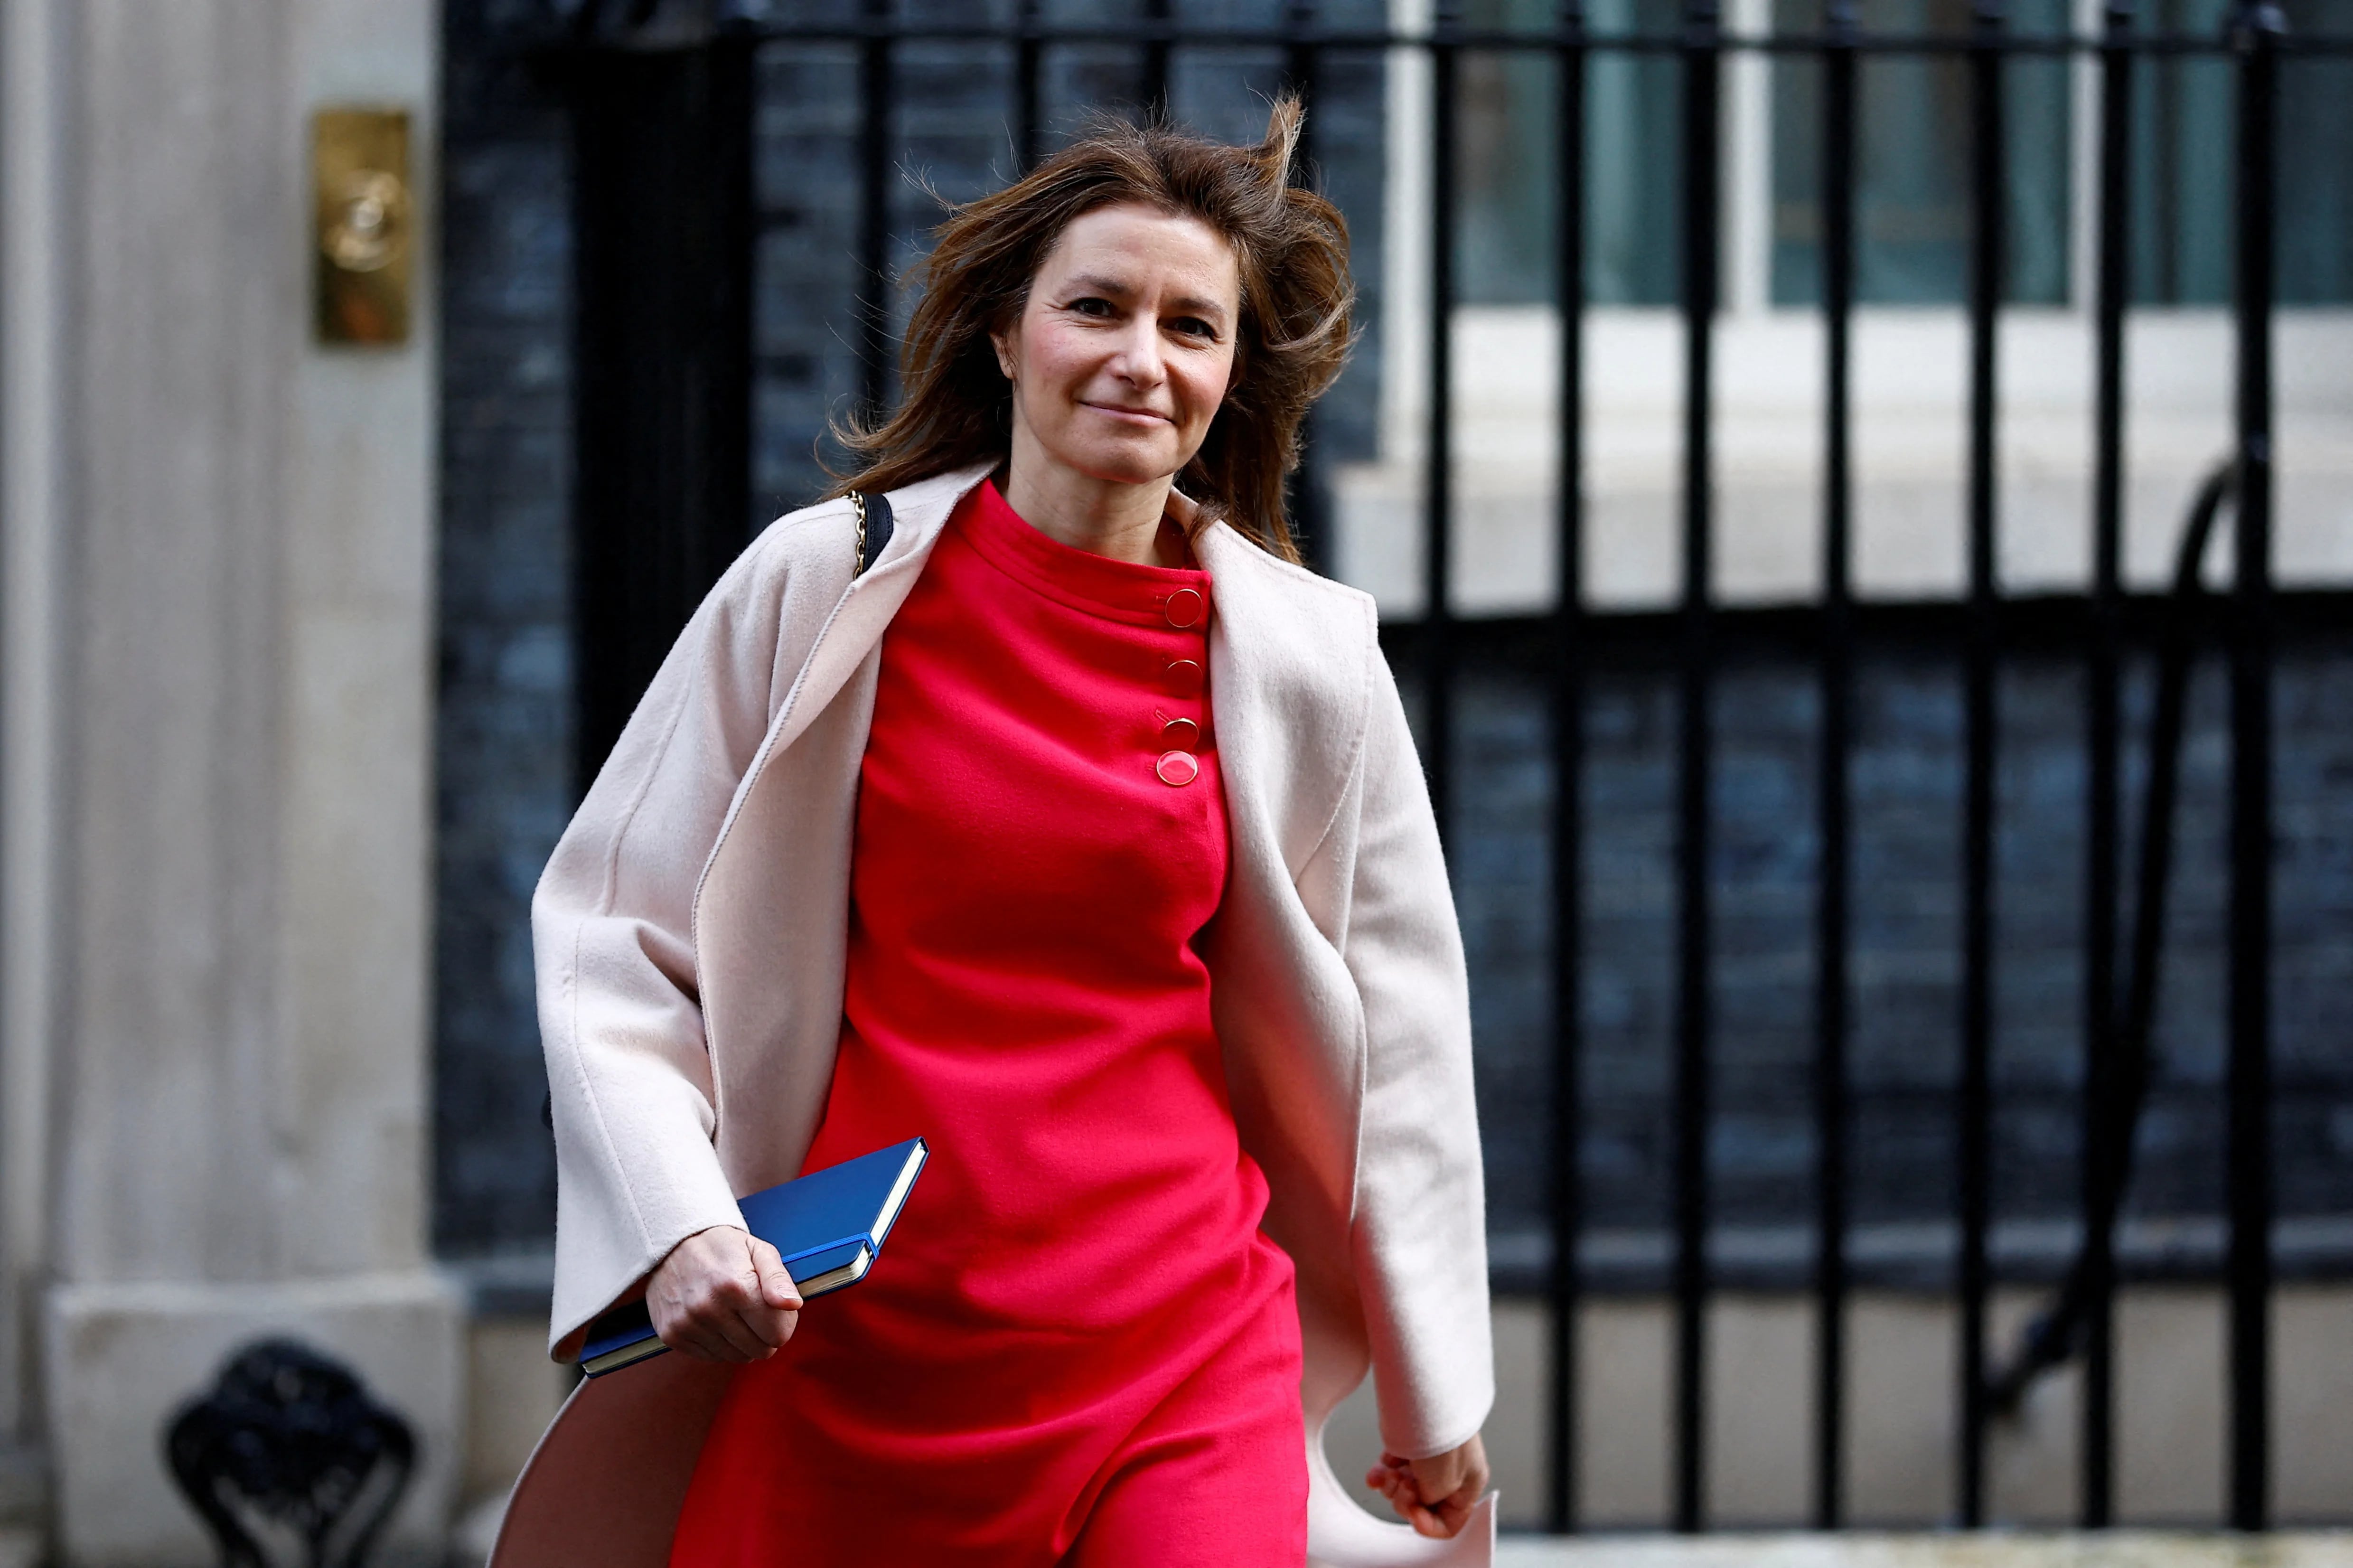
531 519 826 1357
1341 643 1496 1461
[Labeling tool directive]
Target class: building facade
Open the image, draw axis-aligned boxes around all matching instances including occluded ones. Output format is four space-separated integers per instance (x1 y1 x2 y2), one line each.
0 0 2345 1560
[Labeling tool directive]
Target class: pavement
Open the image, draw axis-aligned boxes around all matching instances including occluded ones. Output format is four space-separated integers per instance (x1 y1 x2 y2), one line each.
452 1492 506 1564
0 1523 2345 1568
1494 1534 2353 1568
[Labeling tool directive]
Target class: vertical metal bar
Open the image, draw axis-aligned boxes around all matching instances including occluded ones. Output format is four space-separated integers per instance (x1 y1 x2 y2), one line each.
1282 3 1319 142
1017 0 1043 172
856 0 894 420
566 41 757 781
1957 0 2006 1530
712 35 757 547
2081 0 2135 1530
1813 0 1857 1532
1283 4 1330 575
1673 0 1721 1536
2225 0 2279 1532
1143 0 1172 118
1425 4 1459 846
1548 0 1588 1535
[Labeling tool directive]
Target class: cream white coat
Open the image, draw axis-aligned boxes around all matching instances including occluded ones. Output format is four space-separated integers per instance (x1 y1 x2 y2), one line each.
499 464 1496 1567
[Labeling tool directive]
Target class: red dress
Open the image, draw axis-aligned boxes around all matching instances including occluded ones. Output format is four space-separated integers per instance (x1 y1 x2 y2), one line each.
667 480 1307 1566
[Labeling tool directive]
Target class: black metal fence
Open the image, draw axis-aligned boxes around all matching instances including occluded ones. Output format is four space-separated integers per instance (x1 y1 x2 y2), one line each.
506 0 2353 1535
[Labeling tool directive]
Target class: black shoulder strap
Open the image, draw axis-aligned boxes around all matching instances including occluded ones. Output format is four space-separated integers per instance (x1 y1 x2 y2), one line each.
856 490 896 576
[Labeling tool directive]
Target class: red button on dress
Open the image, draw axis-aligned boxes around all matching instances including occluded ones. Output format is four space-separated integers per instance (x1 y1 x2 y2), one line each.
667 479 1305 1567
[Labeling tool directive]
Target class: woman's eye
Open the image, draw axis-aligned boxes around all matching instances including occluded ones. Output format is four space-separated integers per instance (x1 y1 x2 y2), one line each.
1169 317 1217 341
1068 297 1115 318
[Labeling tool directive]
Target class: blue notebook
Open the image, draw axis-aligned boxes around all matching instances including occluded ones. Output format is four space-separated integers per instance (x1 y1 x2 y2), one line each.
578 1137 928 1378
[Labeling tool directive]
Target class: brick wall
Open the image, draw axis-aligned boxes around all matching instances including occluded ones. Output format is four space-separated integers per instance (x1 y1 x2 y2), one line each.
434 1 571 1254
1445 621 2353 1292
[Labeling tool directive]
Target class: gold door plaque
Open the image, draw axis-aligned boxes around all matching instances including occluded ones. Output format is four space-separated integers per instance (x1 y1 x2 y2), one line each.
313 108 412 346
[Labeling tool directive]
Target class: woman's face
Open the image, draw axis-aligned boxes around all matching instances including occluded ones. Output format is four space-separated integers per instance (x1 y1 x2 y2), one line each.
992 202 1242 488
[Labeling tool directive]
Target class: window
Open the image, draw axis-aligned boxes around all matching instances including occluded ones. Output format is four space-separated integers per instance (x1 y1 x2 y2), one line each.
1451 0 2353 311
1771 0 2072 306
1456 0 1684 307
2134 0 2353 305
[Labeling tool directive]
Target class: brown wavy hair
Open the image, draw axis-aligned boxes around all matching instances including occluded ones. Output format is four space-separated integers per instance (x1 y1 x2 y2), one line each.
827 97 1353 563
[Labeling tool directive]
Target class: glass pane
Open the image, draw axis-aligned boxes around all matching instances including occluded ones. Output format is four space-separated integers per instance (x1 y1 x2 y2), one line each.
1771 0 2072 307
2127 0 2350 306
2131 0 2233 305
1457 35 1557 301
1454 0 1681 306
1584 0 1683 305
2272 0 2351 305
2279 26 2353 304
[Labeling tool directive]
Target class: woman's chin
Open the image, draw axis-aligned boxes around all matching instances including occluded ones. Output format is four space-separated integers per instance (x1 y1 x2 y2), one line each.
1042 440 1188 490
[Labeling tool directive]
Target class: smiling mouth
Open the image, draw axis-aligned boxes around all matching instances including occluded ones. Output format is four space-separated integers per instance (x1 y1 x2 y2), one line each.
1081 402 1171 425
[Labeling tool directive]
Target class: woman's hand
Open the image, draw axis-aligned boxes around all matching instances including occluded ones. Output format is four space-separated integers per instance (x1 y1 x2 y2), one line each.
646 1225 802 1361
1365 1433 1490 1539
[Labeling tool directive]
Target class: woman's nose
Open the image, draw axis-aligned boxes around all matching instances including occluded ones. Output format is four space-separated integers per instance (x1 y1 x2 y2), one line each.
1109 317 1166 385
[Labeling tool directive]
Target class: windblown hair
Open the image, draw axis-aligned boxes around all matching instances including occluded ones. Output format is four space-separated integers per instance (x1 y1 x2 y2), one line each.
827 97 1354 563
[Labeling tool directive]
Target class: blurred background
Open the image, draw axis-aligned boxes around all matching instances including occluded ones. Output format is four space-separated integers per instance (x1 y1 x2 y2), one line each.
0 0 2347 1563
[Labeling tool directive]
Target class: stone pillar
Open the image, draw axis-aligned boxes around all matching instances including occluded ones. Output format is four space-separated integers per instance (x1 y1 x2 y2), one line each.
2 1 459 1562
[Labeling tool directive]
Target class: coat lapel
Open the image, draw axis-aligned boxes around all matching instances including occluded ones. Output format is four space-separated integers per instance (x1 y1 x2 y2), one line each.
689 462 989 1193
1198 523 1379 892
761 462 992 761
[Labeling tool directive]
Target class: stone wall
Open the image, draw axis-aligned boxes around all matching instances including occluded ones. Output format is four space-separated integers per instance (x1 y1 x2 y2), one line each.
1 0 464 1558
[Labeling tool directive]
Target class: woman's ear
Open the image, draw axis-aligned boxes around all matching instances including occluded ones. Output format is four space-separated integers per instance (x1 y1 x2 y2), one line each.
990 326 1017 383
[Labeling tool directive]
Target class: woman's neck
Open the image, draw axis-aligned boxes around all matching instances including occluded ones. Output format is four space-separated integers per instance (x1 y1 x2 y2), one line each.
998 443 1187 568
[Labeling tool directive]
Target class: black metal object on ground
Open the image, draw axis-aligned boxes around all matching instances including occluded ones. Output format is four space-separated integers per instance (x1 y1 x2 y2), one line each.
1987 459 2240 1422
163 1339 415 1568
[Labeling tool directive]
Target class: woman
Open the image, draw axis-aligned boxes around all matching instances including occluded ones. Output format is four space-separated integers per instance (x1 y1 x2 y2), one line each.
499 102 1493 1568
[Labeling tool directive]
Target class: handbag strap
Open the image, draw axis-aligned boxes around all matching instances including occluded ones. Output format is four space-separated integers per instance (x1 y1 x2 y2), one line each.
851 490 895 578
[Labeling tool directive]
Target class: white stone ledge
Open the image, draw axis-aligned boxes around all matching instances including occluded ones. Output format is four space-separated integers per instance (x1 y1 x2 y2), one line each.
1341 308 2353 618
44 1272 464 1568
1327 1291 2353 1533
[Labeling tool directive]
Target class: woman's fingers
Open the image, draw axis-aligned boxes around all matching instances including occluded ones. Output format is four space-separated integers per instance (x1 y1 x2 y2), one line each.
748 1237 805 1313
701 1290 778 1360
647 1225 796 1362
677 1317 757 1362
1367 1453 1434 1532
1368 1437 1490 1540
734 1237 800 1352
1417 1486 1475 1539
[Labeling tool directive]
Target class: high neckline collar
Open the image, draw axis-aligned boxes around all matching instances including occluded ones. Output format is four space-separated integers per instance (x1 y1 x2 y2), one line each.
954 478 1210 629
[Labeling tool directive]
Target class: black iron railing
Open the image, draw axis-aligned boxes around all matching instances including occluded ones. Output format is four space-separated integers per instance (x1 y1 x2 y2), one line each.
505 0 2353 1535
